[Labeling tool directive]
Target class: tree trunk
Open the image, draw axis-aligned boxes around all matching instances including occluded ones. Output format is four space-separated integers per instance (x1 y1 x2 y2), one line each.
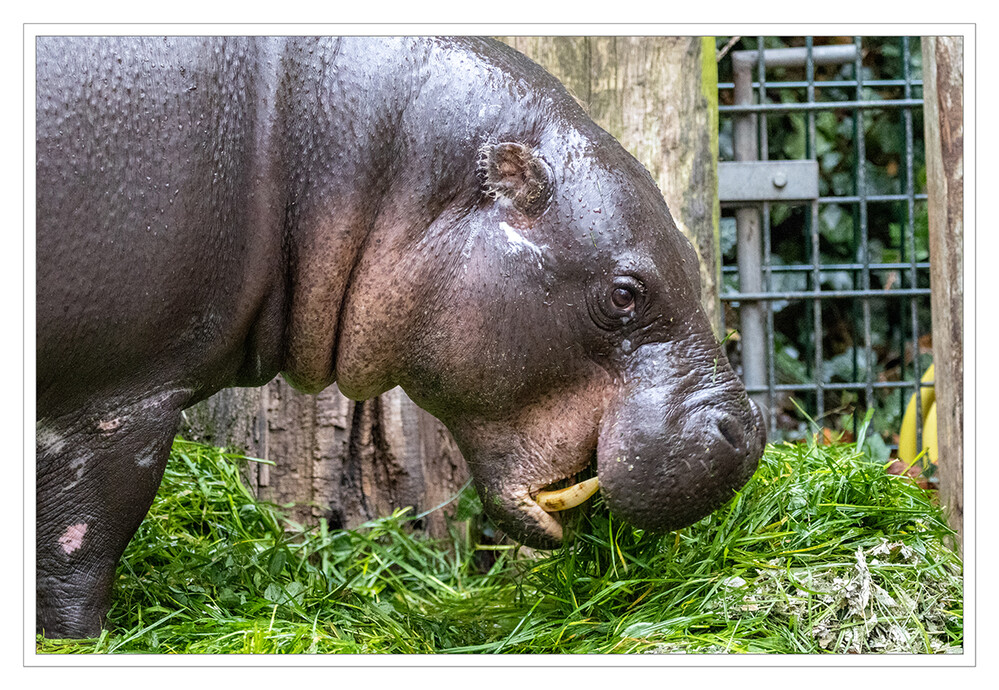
181 382 469 539
184 36 721 537
922 36 964 555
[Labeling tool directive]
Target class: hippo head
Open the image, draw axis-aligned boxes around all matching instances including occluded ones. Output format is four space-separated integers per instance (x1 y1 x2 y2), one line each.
327 85 765 549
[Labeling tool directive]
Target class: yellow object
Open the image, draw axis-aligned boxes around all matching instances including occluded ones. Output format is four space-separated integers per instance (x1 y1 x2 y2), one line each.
898 364 937 464
922 401 938 465
536 477 600 512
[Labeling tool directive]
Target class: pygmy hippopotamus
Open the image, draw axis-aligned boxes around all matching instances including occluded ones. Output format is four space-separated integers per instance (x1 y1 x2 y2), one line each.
35 36 766 638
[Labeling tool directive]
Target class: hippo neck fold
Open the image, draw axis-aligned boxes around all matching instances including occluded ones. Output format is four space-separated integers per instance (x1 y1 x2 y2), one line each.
277 36 411 394
278 37 572 398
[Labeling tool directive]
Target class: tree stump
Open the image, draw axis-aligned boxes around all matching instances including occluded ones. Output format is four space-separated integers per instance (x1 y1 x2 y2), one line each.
181 382 469 539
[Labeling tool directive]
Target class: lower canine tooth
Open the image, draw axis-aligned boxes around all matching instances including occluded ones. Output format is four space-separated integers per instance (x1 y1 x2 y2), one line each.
536 477 600 512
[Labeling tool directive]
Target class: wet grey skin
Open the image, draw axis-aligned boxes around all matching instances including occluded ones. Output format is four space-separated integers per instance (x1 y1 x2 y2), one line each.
36 36 765 637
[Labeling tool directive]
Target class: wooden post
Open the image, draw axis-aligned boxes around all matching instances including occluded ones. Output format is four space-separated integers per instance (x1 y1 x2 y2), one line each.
497 37 722 334
922 36 964 554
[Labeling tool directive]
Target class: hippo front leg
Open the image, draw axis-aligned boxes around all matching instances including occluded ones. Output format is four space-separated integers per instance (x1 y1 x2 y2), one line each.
36 391 186 638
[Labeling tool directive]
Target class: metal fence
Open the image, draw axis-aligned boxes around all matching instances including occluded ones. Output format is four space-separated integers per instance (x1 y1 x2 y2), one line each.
716 36 931 459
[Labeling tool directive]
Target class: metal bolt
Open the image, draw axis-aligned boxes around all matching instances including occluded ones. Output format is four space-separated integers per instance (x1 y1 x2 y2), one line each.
773 171 788 189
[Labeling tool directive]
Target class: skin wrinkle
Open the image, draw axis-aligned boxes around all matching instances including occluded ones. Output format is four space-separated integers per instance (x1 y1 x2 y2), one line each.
283 39 424 393
327 212 381 391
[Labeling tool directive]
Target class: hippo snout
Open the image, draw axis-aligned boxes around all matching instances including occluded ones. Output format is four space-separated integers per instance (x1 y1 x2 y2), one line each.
597 391 766 534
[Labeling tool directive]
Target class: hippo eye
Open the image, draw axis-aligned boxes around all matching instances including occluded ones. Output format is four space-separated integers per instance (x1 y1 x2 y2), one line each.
611 287 634 310
608 277 643 316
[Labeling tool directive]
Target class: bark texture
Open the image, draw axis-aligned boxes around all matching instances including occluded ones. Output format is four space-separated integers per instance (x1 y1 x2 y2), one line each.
922 36 964 554
182 383 468 539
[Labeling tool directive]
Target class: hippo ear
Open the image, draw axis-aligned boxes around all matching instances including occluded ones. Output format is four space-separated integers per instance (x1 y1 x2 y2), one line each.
478 142 552 216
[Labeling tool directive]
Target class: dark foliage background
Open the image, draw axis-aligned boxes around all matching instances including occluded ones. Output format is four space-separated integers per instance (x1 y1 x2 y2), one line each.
716 37 931 454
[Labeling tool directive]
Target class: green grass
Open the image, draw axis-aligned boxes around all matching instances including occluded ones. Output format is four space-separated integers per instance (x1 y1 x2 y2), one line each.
36 435 962 654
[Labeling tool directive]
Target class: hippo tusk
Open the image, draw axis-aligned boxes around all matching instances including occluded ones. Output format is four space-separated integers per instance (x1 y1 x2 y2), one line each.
536 477 600 512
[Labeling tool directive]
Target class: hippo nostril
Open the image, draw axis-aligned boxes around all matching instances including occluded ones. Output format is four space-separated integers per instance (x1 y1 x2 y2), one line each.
716 413 744 452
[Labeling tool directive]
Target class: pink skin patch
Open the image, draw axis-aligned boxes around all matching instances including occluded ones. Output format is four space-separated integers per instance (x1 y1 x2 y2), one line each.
58 523 88 554
96 417 123 433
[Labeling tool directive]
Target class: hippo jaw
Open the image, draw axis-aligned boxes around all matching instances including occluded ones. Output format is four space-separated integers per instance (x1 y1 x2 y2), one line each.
494 455 601 547
468 404 764 549
452 342 767 550
472 469 585 549
449 394 606 549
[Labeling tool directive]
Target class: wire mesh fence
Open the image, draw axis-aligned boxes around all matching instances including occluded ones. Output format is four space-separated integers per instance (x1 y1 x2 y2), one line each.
716 36 931 465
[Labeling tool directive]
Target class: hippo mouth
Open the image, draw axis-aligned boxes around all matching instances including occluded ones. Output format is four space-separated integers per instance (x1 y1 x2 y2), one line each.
513 460 602 545
497 395 765 548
